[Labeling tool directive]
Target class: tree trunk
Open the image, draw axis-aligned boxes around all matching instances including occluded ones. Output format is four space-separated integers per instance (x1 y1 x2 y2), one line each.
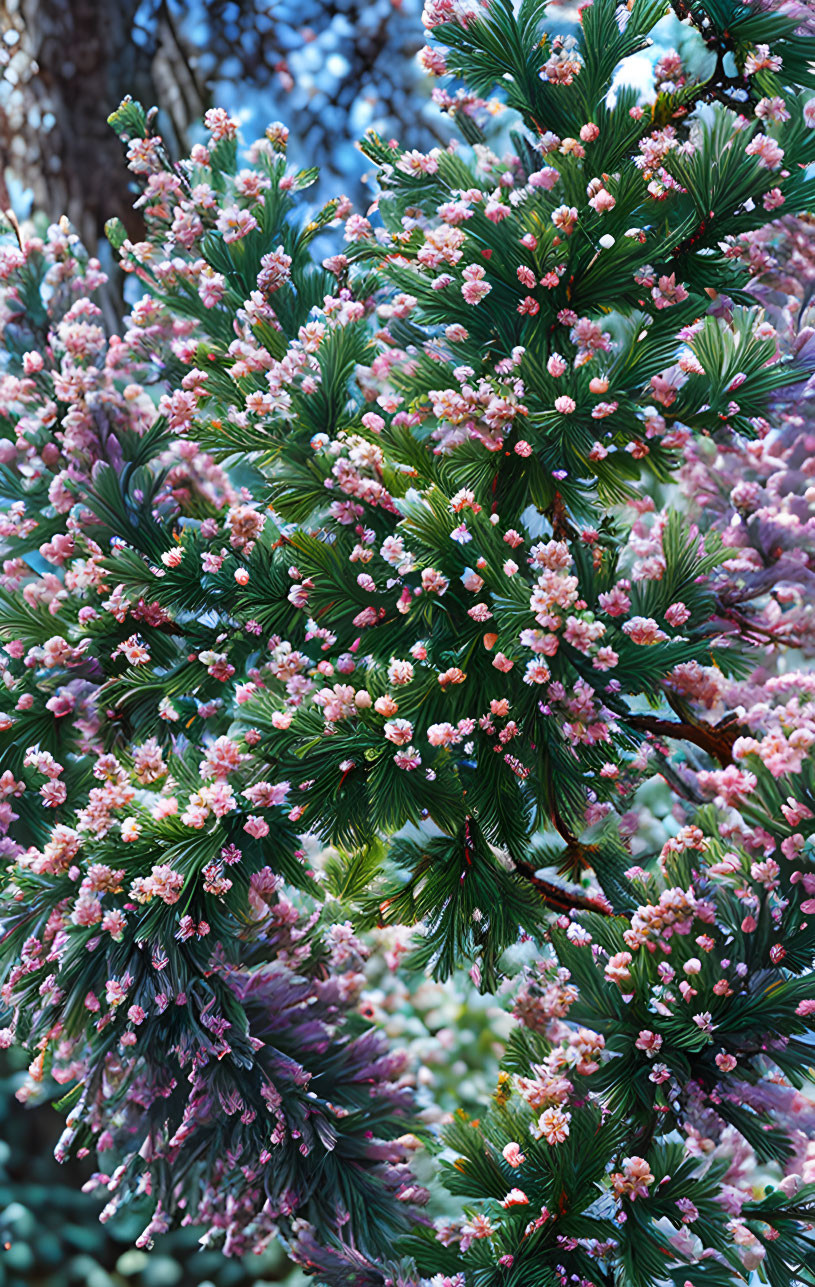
0 0 206 248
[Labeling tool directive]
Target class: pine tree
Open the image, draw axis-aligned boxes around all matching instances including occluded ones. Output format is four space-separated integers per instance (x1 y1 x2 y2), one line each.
1 1 815 1284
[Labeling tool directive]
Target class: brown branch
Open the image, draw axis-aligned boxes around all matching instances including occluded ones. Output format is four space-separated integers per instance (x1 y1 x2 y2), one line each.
545 492 579 542
627 713 741 766
514 861 613 917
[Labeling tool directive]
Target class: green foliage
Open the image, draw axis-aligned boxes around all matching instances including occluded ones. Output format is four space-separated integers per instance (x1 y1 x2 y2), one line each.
361 821 546 988
2 0 815 1282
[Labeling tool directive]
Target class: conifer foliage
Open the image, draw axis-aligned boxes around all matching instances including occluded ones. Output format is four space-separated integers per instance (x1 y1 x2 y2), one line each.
2 0 815 1284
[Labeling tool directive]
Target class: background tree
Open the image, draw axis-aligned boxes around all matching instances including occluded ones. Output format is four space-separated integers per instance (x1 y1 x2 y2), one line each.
0 0 436 251
0 0 206 248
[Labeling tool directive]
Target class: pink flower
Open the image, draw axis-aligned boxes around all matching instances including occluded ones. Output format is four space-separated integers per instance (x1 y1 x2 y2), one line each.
744 44 782 74
46 691 76 718
745 133 784 170
461 264 491 305
622 616 668 645
551 205 578 235
344 214 373 242
204 107 239 139
418 44 447 74
605 951 633 988
502 1142 526 1167
485 197 511 223
421 568 449 595
716 1052 738 1072
501 1188 529 1207
533 1106 571 1145
216 206 260 242
384 719 414 746
651 273 689 309
199 271 226 307
102 909 127 940
664 601 690 627
697 766 757 808
634 1030 663 1056
589 188 615 213
427 722 458 747
591 400 618 419
783 802 814 830
529 167 559 189
40 780 67 807
649 371 683 406
599 586 631 617
397 149 439 176
524 659 551 685
105 977 132 1008
460 1213 494 1248
114 635 151 665
242 781 290 808
611 1156 654 1201
244 815 270 839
